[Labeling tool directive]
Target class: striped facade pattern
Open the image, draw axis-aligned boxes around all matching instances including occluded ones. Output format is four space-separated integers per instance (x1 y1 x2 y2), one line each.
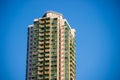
26 11 76 80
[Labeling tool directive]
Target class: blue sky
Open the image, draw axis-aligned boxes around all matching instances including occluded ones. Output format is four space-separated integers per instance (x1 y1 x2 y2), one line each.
0 0 120 80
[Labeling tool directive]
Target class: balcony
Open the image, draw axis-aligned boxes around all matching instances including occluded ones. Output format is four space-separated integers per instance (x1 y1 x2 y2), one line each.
37 76 43 79
45 53 50 57
45 20 50 23
39 42 44 45
37 71 43 75
45 33 50 36
32 53 37 56
45 58 49 61
45 29 50 32
38 50 44 53
46 25 50 28
37 63 43 66
38 58 44 61
39 24 44 28
45 62 49 65
39 20 44 24
45 18 50 20
45 45 50 48
45 67 49 69
38 54 44 57
39 33 44 36
45 71 49 74
45 31 50 34
45 38 50 41
38 67 43 70
45 41 50 44
39 45 44 48
39 38 44 41
45 37 51 39
46 24 51 27
45 49 50 52
32 65 37 68
45 21 50 24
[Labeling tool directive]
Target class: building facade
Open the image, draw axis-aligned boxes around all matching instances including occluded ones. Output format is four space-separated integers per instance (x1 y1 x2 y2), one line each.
26 11 76 80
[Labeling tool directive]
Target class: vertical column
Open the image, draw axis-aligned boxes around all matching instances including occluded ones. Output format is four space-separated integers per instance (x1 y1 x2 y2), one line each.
26 25 33 80
60 26 65 80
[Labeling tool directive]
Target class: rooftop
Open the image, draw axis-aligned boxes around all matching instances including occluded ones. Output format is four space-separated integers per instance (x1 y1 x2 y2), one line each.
42 11 63 17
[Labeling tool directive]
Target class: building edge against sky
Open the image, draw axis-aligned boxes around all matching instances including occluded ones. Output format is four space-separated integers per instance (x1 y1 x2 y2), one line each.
26 11 76 80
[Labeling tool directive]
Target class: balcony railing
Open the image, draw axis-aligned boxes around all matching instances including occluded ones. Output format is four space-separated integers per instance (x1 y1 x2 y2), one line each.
37 71 43 75
40 24 44 28
39 33 44 36
38 58 44 61
45 41 50 44
39 42 44 44
46 24 51 27
45 58 49 61
45 71 49 74
39 20 44 24
38 67 43 70
45 54 50 56
38 50 44 53
45 49 50 52
38 54 44 57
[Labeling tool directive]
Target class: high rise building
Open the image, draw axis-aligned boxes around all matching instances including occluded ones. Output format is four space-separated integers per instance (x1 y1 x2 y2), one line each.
26 11 76 80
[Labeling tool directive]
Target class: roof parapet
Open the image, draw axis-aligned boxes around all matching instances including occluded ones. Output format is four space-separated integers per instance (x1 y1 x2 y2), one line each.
34 18 39 22
28 24 33 27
